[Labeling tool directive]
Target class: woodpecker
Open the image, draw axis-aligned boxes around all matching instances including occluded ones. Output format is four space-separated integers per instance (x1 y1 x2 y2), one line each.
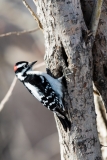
14 61 71 131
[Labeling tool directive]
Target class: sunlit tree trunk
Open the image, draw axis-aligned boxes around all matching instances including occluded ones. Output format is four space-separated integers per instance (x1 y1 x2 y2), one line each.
32 0 107 159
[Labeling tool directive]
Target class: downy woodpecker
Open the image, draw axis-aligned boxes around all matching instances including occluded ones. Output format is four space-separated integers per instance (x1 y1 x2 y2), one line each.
14 61 71 131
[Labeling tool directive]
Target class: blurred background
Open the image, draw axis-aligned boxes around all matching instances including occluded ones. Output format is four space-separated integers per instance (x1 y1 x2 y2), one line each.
0 0 60 160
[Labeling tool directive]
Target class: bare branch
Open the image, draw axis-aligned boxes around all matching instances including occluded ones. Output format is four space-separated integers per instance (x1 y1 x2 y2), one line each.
0 28 39 38
0 77 17 112
22 0 43 30
90 0 103 37
0 62 45 112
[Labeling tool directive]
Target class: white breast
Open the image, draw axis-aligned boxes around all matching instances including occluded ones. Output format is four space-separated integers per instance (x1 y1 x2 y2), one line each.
25 82 42 101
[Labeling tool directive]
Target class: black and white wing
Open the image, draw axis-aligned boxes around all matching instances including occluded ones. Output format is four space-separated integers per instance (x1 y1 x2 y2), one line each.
24 74 63 111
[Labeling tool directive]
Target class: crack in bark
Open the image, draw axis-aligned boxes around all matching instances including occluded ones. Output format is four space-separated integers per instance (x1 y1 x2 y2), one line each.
61 43 69 67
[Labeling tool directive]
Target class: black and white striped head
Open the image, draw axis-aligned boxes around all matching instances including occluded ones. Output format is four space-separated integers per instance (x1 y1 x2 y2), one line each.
14 61 37 81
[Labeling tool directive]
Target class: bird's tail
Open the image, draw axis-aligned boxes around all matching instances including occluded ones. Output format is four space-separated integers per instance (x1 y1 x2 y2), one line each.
55 109 71 132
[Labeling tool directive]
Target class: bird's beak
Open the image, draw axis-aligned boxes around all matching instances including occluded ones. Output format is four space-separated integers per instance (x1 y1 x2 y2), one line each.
29 61 37 69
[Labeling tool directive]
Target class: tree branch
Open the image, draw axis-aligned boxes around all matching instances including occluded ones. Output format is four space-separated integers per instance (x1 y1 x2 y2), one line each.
0 77 17 112
90 0 103 37
22 0 43 30
0 28 39 37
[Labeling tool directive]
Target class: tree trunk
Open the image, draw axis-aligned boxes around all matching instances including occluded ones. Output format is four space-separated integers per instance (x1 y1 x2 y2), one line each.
33 0 102 159
81 0 107 159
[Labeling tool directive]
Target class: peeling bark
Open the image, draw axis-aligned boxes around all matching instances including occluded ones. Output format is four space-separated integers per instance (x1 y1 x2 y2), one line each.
33 0 102 159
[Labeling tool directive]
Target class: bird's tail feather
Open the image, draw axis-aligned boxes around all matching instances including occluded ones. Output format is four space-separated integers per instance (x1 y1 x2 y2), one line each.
56 115 71 132
55 109 71 132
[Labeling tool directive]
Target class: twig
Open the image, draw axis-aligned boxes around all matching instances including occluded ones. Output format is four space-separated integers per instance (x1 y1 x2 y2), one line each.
22 0 43 30
90 0 103 37
0 77 17 112
0 28 39 38
0 62 45 112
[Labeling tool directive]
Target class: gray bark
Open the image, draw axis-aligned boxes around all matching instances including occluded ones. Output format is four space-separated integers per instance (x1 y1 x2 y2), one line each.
81 0 107 110
81 1 107 159
33 0 102 159
93 0 107 111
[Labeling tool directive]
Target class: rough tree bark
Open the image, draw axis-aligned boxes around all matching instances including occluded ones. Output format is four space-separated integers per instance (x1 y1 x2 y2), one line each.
81 0 107 159
32 0 107 159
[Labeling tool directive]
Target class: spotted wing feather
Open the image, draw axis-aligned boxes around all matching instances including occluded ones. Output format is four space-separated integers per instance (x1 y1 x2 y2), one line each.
24 74 62 111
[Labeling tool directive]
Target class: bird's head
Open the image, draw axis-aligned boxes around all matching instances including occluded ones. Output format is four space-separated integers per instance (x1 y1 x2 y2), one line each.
14 61 37 81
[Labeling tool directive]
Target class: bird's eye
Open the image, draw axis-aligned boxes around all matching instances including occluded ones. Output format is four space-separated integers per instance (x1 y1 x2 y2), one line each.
24 64 28 68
